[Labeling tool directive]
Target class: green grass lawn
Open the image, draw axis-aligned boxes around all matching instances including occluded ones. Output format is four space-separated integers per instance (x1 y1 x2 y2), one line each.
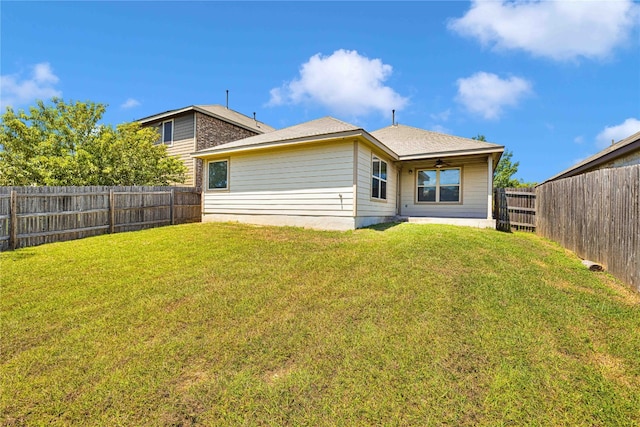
2 222 639 426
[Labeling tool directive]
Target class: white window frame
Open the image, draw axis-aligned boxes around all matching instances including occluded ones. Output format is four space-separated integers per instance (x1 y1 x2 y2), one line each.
416 167 462 204
207 159 229 191
371 155 388 201
160 120 174 146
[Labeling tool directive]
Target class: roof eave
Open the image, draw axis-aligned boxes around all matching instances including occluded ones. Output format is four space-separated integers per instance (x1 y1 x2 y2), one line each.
137 106 194 124
192 129 385 159
397 146 505 161
541 136 640 184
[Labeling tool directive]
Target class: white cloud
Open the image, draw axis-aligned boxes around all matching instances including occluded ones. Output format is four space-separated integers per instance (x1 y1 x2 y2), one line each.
449 0 640 61
267 49 408 117
121 98 141 109
574 136 584 144
0 62 61 109
455 72 532 120
430 109 451 122
595 118 640 148
33 63 59 84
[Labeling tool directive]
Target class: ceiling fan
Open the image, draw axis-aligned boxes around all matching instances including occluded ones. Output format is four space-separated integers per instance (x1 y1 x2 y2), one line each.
434 159 451 168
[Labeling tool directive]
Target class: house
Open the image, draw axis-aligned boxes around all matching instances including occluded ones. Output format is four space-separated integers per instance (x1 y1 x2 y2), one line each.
541 130 640 183
137 105 275 187
193 117 504 231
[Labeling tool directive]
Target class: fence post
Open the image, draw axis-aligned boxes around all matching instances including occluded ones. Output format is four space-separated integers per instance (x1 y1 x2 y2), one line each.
109 189 115 234
170 188 175 225
9 190 17 250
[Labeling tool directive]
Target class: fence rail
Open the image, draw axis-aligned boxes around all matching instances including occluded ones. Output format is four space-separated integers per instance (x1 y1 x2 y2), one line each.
494 187 536 232
0 186 201 251
536 165 639 291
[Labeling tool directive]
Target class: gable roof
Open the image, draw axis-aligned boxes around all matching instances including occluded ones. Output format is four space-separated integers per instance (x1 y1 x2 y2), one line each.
137 104 275 134
194 117 397 159
371 124 504 160
542 130 640 184
193 117 503 163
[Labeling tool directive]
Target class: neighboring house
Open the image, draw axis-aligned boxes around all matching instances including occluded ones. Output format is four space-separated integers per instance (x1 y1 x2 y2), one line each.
138 105 275 187
193 117 504 230
542 130 640 183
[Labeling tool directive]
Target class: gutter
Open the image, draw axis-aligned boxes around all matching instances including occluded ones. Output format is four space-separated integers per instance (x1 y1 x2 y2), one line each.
398 147 505 161
192 130 400 161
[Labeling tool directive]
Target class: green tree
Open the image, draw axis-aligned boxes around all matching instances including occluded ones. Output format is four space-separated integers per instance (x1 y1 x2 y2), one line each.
493 149 522 188
0 98 187 186
472 134 535 188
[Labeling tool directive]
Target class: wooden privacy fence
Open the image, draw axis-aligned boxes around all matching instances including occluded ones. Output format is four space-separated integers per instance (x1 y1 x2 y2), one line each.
536 165 639 291
494 187 536 232
0 186 201 251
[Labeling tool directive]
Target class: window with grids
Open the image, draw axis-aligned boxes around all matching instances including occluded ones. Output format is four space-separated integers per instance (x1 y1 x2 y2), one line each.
372 156 388 200
417 168 460 203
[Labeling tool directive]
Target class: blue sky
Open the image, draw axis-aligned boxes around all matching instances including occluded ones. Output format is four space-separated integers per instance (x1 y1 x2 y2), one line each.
2 1 639 183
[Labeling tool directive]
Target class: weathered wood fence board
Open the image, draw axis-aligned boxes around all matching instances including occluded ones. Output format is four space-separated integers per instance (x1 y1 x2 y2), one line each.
0 186 201 251
494 187 536 232
536 164 639 291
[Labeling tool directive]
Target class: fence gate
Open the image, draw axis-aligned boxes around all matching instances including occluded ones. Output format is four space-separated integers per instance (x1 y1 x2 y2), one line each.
494 187 536 232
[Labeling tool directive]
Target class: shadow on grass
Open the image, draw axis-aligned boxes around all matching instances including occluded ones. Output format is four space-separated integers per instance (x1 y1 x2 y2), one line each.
364 221 404 232
1 249 37 261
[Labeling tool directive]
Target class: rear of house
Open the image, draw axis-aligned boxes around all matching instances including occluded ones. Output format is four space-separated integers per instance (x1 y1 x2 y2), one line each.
194 117 503 231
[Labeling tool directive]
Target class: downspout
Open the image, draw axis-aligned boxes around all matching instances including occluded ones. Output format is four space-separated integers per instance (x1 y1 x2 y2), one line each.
353 141 358 219
396 167 401 216
194 113 198 189
487 155 493 220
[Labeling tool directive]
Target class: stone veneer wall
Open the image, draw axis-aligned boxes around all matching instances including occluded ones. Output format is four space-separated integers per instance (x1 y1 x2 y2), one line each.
194 112 259 188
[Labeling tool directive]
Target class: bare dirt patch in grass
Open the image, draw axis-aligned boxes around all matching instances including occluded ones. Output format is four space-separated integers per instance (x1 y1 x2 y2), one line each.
591 351 635 388
598 273 640 306
263 358 297 385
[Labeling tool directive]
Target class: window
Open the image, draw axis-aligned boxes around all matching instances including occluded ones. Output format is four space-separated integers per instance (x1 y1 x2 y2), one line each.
158 120 173 145
208 160 228 190
417 168 460 203
372 156 387 200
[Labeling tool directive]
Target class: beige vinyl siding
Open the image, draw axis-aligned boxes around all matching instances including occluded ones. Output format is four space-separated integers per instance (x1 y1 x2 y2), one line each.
399 160 488 218
203 140 355 217
166 140 195 186
147 113 197 185
164 114 196 185
355 142 398 217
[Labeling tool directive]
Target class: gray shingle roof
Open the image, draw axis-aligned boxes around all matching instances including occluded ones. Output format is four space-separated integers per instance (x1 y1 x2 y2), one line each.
193 118 504 161
137 104 275 134
195 105 275 133
371 124 504 158
195 117 362 155
542 130 640 183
